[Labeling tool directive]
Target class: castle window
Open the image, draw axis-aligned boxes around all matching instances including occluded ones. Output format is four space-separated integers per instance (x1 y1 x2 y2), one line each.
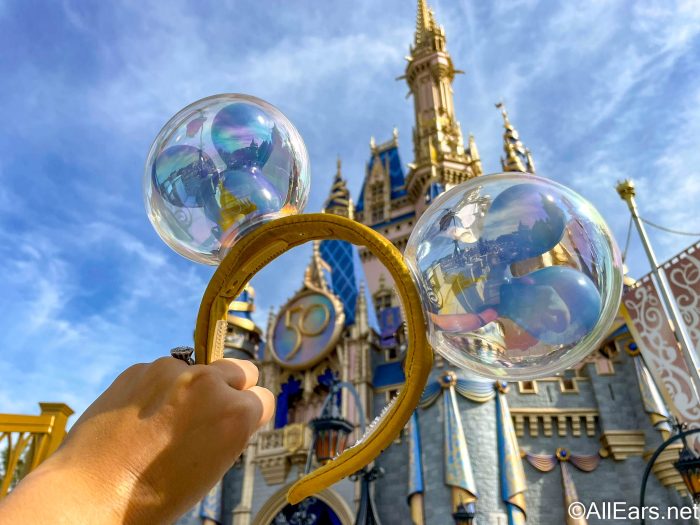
559 377 579 394
518 380 538 394
371 204 384 223
374 291 393 313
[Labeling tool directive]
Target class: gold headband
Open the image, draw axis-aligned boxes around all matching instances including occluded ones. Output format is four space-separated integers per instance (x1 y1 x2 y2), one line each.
194 213 432 504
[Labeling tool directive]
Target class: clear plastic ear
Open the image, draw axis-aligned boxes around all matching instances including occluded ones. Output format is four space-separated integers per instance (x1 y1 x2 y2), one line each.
404 173 623 380
144 93 310 266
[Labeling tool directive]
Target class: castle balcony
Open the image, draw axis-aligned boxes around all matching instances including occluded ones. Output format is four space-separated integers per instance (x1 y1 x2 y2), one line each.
254 423 314 485
510 407 599 438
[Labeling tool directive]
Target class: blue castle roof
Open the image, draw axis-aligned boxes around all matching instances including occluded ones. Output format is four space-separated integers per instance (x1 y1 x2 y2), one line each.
355 144 407 212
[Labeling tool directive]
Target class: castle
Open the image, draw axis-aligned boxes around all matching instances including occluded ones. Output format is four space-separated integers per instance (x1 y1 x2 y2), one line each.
178 2 691 524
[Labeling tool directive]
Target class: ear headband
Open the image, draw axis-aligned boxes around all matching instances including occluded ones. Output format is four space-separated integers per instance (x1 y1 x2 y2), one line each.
193 213 432 504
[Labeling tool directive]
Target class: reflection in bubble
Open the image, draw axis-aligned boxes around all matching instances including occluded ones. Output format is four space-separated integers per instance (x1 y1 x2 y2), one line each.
144 94 310 265
405 173 622 379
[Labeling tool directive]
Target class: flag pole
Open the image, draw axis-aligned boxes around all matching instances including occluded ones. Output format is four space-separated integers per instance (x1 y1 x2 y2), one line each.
616 179 700 393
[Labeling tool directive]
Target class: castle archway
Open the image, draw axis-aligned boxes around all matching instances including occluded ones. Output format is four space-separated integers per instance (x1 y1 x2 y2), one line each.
252 483 353 525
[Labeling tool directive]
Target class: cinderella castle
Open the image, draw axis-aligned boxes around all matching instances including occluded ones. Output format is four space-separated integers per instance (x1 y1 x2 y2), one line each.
179 2 692 524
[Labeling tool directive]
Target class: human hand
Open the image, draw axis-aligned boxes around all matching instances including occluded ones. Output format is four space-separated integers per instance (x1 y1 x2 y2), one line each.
0 357 274 525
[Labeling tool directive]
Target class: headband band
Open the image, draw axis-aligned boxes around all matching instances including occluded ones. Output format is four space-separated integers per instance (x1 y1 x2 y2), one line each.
194 213 432 504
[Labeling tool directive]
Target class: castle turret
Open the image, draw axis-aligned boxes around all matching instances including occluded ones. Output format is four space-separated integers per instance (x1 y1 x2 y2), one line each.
403 0 481 209
496 102 536 174
323 157 354 219
224 284 263 361
320 160 359 324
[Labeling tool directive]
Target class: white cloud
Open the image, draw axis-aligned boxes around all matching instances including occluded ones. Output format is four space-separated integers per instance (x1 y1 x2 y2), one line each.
1 0 700 421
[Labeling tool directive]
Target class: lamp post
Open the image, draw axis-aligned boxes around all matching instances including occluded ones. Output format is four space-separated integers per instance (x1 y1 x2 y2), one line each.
639 422 700 525
616 179 700 394
306 380 383 525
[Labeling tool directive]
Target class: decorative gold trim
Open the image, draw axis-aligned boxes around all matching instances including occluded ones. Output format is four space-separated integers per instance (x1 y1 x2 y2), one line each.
643 444 687 495
227 315 262 335
509 408 598 438
438 370 458 388
229 300 254 312
555 447 570 462
625 341 641 357
495 380 509 394
599 430 645 460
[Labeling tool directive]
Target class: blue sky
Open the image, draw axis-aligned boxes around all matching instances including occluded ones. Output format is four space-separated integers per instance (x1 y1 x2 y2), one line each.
1 0 699 419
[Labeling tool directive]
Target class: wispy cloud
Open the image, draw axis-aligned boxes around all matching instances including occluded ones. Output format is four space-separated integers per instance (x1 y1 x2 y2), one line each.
0 0 698 419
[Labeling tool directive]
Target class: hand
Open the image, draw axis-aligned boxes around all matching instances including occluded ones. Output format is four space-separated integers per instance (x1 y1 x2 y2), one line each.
0 357 274 524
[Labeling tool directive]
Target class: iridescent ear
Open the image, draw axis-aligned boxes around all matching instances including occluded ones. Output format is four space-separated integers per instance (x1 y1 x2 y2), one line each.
194 213 433 504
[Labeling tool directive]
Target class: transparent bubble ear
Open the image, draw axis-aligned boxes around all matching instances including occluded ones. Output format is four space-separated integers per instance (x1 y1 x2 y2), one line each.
144 93 310 267
403 173 624 380
194 213 433 503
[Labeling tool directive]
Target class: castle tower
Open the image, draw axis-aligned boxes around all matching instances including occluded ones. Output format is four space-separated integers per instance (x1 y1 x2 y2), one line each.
356 0 483 308
323 157 354 219
403 0 481 213
224 284 263 361
496 102 536 174
321 159 359 324
354 130 415 304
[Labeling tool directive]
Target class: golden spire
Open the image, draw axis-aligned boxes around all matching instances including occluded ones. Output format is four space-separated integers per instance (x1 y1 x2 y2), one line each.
415 0 432 45
404 0 473 201
413 0 444 52
303 241 331 291
496 102 536 174
323 156 354 219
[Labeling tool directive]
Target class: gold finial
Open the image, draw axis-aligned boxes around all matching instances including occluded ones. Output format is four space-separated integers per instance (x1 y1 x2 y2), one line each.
370 136 376 151
495 101 511 126
336 156 342 175
616 179 636 202
416 0 431 42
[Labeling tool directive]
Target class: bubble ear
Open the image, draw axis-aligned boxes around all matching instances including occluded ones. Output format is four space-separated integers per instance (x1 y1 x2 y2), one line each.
194 213 433 504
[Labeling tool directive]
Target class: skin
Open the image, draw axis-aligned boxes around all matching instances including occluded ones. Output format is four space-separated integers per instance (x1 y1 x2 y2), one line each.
0 357 274 525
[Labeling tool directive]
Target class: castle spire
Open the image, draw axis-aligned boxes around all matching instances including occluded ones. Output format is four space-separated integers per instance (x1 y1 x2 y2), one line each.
303 241 331 291
496 102 536 174
415 0 433 46
323 157 354 219
404 0 479 207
